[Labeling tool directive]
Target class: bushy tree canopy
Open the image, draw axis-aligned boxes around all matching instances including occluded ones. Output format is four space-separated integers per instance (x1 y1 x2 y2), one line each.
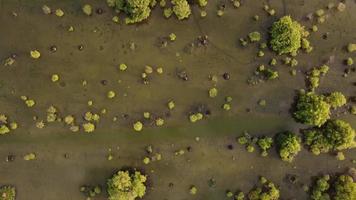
304 119 355 155
275 132 301 162
248 180 280 200
270 16 307 55
107 170 147 200
310 175 330 200
172 0 191 20
107 0 155 24
293 92 331 127
334 175 356 200
310 174 356 200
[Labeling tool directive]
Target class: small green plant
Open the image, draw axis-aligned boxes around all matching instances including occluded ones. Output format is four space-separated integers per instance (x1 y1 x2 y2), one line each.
257 137 273 156
0 186 16 200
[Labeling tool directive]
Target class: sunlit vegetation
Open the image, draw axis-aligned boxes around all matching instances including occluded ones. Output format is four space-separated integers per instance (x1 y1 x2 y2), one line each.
0 114 17 135
310 174 356 200
107 170 147 200
293 92 331 127
247 177 280 200
0 186 16 200
306 65 329 90
304 119 355 155
275 131 301 162
107 0 155 24
237 133 274 156
326 92 347 109
80 185 102 198
172 0 191 20
270 16 310 55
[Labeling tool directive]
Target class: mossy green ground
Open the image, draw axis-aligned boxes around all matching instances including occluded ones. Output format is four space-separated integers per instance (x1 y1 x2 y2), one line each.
0 0 355 199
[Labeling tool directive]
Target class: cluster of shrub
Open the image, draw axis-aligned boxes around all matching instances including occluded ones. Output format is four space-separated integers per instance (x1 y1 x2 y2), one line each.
106 0 207 24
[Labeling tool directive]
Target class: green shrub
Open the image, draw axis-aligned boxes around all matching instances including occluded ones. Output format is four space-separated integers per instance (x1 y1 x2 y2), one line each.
257 137 273 156
270 16 307 55
275 132 301 162
172 0 191 20
304 119 355 155
0 186 16 200
107 170 147 200
334 175 356 200
197 0 207 7
248 31 261 42
307 65 329 90
107 0 155 24
248 179 280 200
310 174 356 200
310 175 330 200
293 92 331 127
326 92 347 108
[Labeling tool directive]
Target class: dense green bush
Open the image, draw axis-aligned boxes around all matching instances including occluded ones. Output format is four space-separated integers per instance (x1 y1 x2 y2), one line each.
107 170 147 200
310 175 330 200
107 0 155 24
334 175 356 200
304 119 355 155
0 186 16 200
310 174 356 200
293 92 331 127
270 16 307 55
248 179 280 200
275 132 301 162
326 92 347 109
172 0 191 20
